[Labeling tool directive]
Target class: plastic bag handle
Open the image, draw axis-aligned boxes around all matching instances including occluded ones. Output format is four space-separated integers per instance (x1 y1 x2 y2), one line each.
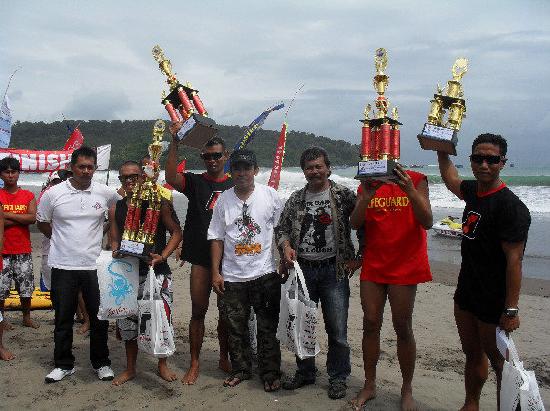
294 264 311 301
147 266 160 299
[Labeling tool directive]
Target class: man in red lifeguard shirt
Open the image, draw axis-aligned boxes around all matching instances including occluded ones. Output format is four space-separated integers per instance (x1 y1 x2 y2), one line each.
0 157 38 329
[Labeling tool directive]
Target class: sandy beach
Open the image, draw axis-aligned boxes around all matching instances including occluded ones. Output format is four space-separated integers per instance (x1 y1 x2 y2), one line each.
1 232 548 410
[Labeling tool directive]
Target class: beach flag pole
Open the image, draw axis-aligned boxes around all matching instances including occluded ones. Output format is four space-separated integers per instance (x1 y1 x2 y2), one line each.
267 83 304 190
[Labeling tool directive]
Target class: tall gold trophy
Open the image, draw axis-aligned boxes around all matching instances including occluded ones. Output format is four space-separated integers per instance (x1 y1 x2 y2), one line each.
417 58 468 155
119 120 165 259
152 45 217 149
355 48 402 181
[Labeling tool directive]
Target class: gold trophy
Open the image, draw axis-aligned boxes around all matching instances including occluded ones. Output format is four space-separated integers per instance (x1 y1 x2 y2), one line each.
152 45 217 149
417 58 468 155
119 120 165 259
356 48 402 181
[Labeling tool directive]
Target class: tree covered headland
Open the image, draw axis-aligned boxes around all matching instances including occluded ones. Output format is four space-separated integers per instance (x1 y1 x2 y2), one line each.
11 120 360 169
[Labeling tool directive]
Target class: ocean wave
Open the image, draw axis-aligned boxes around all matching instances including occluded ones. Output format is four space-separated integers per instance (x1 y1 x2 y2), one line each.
18 168 550 214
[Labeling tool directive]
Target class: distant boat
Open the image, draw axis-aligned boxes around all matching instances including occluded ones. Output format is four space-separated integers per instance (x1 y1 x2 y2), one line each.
510 163 515 168
456 164 464 169
409 164 425 168
432 216 462 239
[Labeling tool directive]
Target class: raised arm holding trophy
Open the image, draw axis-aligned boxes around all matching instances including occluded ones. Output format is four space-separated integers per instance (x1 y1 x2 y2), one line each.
417 58 469 155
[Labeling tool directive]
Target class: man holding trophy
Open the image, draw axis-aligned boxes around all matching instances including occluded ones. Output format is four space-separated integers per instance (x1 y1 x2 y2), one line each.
109 120 182 386
350 49 433 411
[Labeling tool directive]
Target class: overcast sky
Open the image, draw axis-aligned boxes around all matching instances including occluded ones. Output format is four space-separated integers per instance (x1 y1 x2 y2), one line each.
2 1 549 165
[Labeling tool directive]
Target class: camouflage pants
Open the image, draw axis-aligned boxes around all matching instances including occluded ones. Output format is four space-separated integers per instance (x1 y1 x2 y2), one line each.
220 272 281 381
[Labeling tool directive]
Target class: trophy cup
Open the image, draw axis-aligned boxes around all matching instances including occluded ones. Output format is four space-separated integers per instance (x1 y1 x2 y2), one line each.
417 58 468 155
152 45 217 149
119 120 165 259
355 48 402 182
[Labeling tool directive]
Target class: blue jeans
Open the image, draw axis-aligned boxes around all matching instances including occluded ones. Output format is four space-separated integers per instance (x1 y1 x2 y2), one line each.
295 260 350 383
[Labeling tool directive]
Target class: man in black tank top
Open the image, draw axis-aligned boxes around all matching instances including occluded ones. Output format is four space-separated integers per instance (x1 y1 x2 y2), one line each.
166 121 233 385
108 160 182 386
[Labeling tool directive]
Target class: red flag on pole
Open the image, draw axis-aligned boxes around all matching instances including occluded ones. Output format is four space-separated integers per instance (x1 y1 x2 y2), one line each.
63 128 84 151
267 122 287 190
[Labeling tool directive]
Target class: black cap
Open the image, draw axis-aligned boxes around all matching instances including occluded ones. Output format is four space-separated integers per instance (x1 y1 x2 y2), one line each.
229 149 257 167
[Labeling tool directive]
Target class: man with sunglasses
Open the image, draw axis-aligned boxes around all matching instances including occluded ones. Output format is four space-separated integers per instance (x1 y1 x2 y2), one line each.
37 146 122 383
110 160 182 386
166 122 233 384
437 133 530 410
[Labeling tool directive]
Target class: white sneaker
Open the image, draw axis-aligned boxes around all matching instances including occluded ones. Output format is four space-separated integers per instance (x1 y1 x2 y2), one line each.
45 367 75 383
95 365 114 381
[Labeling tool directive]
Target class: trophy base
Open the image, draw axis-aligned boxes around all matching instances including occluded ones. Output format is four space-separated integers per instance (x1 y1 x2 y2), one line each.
355 159 398 182
417 123 458 156
119 240 153 261
176 113 218 149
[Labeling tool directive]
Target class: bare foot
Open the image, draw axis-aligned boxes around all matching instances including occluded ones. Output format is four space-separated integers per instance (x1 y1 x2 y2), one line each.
349 381 376 410
77 322 90 335
218 357 231 374
0 346 15 361
112 369 136 386
401 387 418 411
158 361 177 382
459 403 479 411
22 318 40 329
181 363 200 385
3 321 13 331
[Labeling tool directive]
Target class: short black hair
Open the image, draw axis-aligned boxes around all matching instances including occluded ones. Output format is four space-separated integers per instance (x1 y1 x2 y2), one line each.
71 146 97 165
300 146 331 170
204 136 226 150
0 157 21 172
119 160 141 173
472 133 508 157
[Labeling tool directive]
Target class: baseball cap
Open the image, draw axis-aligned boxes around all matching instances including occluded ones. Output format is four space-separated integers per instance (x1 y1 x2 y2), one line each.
229 149 257 167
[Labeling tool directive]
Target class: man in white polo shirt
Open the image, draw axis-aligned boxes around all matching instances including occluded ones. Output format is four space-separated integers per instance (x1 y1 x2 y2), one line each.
37 146 121 383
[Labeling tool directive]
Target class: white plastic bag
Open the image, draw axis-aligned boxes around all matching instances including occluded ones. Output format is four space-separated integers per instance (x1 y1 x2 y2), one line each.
498 328 545 411
137 267 176 358
276 265 320 360
97 251 139 320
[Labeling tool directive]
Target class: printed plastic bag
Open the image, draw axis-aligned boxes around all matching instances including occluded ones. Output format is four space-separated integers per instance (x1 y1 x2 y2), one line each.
498 328 545 411
137 267 175 358
276 265 320 360
97 251 139 320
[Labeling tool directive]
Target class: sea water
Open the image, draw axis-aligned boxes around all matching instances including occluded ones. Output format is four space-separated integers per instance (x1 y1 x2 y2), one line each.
19 165 550 280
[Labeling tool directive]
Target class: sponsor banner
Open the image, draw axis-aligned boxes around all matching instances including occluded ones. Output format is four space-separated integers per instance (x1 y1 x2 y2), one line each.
96 144 111 171
0 95 12 148
267 122 287 190
0 148 72 172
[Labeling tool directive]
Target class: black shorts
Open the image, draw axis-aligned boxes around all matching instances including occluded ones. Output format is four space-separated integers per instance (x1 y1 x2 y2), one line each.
181 240 211 268
454 274 504 325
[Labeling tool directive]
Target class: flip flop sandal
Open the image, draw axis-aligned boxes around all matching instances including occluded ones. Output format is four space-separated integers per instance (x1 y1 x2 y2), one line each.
223 371 251 387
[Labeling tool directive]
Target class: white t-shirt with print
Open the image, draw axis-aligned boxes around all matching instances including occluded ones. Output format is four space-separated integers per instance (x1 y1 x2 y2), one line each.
37 180 121 270
207 183 283 283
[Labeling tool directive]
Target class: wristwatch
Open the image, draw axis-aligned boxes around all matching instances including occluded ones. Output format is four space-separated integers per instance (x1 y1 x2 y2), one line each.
504 307 519 317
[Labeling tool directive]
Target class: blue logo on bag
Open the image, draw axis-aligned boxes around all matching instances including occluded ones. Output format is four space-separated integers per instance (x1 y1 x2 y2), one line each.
108 260 134 305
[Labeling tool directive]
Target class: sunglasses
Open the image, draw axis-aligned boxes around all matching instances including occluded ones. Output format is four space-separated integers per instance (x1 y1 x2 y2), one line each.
200 152 224 161
469 154 503 165
118 174 140 182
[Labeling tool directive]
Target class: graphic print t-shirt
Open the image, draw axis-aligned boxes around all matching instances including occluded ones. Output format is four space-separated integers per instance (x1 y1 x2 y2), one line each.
297 188 336 260
0 188 35 254
179 172 233 260
458 180 530 304
207 184 283 282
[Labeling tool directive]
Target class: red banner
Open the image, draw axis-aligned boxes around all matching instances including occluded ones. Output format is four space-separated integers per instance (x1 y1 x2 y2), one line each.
63 128 84 151
267 122 287 190
0 149 72 172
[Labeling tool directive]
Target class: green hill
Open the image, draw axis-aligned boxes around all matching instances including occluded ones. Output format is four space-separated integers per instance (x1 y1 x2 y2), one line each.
11 120 360 169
